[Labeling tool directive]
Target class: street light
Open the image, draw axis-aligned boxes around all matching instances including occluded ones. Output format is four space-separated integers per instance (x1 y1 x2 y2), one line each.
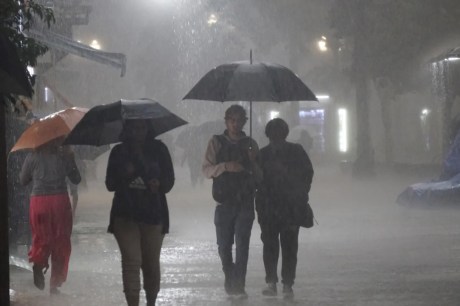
207 14 217 25
338 108 348 153
90 39 101 50
317 36 328 52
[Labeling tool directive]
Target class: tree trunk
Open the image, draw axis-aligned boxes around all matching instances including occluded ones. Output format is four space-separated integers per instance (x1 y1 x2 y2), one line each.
441 93 454 157
353 73 374 177
0 97 10 306
349 0 374 177
374 77 395 165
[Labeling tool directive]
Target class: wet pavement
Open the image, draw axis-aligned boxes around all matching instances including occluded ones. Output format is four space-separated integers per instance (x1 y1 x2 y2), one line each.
9 164 460 305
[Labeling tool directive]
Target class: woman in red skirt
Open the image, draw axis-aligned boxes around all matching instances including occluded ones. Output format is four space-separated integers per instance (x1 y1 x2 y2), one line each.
20 141 81 294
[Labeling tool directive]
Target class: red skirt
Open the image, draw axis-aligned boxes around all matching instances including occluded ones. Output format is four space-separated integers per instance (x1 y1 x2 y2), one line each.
29 193 73 288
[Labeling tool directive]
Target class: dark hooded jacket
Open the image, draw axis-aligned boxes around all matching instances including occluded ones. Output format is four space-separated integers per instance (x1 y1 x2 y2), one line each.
256 141 313 225
105 139 174 234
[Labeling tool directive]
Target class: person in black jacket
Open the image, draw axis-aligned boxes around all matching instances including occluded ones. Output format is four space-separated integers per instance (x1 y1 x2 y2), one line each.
105 119 175 306
256 118 314 299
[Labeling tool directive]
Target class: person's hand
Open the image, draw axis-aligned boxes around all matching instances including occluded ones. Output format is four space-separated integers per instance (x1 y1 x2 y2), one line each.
247 147 257 162
225 161 245 172
147 178 160 193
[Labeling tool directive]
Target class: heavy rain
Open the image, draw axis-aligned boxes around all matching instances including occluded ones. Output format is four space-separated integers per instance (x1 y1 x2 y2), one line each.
3 0 460 305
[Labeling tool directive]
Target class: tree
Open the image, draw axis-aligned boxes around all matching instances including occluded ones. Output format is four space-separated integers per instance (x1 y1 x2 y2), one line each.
1 2 54 305
329 0 460 174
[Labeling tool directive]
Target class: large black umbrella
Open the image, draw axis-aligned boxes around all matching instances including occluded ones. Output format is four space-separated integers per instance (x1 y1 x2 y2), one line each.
64 99 188 146
0 31 32 97
183 51 317 136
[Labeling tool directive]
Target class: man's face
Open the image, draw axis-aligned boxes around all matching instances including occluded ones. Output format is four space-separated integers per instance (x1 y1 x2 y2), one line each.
225 113 246 135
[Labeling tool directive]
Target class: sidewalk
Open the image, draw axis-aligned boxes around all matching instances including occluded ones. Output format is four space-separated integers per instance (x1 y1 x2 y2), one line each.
10 164 460 305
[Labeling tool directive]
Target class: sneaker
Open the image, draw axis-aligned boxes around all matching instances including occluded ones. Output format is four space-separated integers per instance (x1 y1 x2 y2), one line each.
262 283 277 296
32 264 45 290
50 287 60 295
233 289 248 300
283 284 294 299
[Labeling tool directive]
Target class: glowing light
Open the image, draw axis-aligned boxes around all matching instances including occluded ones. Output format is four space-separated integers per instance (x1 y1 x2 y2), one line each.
269 111 279 120
27 66 34 75
318 36 327 52
316 95 330 100
44 87 49 102
446 57 460 62
90 39 101 50
338 108 348 153
207 14 217 25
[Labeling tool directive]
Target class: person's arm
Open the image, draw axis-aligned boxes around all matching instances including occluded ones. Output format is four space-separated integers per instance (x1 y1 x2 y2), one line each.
248 139 263 183
105 145 137 192
64 150 81 185
293 144 314 192
19 153 33 186
157 141 175 194
202 136 226 178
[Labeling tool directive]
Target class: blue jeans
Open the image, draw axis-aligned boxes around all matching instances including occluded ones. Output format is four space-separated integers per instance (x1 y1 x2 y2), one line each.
214 201 255 292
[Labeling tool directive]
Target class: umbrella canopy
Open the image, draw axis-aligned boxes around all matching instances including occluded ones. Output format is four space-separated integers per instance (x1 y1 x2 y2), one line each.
183 61 318 102
72 145 111 160
64 99 188 146
10 107 88 152
0 31 32 97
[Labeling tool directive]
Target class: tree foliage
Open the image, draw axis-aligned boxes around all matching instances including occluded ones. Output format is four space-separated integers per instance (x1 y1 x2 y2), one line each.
330 0 460 93
1 0 55 87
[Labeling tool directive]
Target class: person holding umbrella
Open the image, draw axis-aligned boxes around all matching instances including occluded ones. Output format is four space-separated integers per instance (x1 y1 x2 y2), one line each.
105 119 175 306
255 118 314 299
19 139 81 294
202 104 261 299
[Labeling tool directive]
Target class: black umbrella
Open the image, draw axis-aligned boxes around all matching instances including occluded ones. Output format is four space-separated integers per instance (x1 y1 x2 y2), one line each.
0 31 32 97
72 145 111 160
64 99 188 146
183 50 317 137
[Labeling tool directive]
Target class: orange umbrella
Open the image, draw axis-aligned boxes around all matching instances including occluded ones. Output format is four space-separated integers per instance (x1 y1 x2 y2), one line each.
10 107 88 152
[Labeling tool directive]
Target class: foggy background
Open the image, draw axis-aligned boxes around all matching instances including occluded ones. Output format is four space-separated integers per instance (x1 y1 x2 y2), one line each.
8 1 460 305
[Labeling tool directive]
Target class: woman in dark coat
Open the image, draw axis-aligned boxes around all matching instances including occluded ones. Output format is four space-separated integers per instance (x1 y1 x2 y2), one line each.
105 119 175 306
256 118 314 298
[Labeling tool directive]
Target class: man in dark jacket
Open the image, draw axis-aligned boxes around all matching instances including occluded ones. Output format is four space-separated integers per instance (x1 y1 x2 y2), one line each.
256 118 314 299
202 104 261 299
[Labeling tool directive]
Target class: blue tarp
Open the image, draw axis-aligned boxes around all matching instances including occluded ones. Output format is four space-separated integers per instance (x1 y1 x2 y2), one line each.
397 133 460 206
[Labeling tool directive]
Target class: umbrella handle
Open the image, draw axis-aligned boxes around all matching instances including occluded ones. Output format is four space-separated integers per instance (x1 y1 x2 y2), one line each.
249 49 253 146
249 101 252 145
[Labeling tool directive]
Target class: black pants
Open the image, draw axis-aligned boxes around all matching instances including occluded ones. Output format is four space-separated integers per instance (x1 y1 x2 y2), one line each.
214 201 254 291
260 222 299 286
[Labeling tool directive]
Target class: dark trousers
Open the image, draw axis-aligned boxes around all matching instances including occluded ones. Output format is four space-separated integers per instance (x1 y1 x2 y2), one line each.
214 201 254 291
260 222 299 286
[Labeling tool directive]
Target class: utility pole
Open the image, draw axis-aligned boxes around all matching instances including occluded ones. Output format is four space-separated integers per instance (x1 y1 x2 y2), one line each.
0 97 10 306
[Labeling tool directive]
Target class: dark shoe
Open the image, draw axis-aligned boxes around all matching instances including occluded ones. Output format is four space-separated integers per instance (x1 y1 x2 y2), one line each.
262 283 277 296
32 264 45 290
283 284 294 299
233 289 248 300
